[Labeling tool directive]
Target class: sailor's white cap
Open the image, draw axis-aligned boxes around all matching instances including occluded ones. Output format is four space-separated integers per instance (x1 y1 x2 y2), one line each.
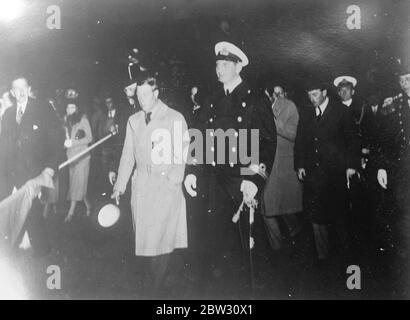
214 41 249 67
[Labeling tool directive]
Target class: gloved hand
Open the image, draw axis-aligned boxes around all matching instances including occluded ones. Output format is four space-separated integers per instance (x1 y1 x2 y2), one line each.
109 171 117 185
37 168 55 189
240 180 258 205
377 169 388 189
111 190 122 205
184 174 197 197
64 139 73 148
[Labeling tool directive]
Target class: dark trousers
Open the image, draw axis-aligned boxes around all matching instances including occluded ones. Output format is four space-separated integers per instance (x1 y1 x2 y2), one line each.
303 169 348 259
188 173 246 276
263 214 300 251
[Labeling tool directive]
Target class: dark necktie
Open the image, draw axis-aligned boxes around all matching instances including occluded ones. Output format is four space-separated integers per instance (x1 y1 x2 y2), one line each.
316 107 322 121
145 112 152 125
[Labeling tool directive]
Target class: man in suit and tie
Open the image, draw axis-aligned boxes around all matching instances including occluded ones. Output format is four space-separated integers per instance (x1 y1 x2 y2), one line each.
294 79 360 262
100 93 132 189
0 76 65 255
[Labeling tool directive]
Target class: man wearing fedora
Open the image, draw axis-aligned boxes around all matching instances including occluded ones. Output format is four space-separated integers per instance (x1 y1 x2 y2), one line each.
111 68 188 296
295 79 360 263
184 41 276 292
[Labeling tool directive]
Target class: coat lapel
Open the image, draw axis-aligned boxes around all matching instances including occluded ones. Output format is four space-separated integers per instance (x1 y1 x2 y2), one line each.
316 99 335 128
19 99 37 130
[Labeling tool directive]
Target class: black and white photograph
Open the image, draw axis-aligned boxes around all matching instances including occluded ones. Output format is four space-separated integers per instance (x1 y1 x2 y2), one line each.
0 0 410 303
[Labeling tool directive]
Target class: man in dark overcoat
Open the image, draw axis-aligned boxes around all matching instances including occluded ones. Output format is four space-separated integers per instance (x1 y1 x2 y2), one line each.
0 76 65 255
294 79 360 261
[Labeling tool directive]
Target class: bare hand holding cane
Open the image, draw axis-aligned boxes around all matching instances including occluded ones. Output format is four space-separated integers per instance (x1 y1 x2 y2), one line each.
111 190 122 206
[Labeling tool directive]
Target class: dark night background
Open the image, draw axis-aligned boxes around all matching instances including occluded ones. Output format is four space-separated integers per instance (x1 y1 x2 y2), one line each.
1 0 410 107
1 0 410 300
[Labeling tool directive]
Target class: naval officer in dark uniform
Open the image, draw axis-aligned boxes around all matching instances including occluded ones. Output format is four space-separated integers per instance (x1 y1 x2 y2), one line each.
376 63 410 259
333 76 366 131
375 62 410 297
333 75 367 249
184 42 276 288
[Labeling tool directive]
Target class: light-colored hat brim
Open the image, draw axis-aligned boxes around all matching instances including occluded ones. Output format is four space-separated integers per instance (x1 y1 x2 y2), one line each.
215 41 249 67
333 76 357 88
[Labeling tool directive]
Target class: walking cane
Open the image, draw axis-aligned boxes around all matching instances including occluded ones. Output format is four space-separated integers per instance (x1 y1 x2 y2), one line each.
59 128 121 229
58 128 117 170
233 198 258 298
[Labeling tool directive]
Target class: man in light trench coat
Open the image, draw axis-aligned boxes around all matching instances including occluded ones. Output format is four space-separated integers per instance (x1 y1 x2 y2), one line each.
111 69 189 295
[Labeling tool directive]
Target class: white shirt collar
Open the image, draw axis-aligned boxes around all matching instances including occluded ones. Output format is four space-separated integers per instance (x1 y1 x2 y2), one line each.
144 99 162 120
17 99 28 114
316 97 329 116
108 109 116 118
342 98 353 107
223 76 242 95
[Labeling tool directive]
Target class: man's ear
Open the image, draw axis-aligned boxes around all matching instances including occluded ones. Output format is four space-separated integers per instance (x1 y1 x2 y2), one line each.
235 63 243 75
154 88 159 99
352 89 355 96
323 89 327 97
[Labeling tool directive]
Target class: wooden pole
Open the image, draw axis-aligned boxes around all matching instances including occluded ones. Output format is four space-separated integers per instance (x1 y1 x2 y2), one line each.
58 131 116 170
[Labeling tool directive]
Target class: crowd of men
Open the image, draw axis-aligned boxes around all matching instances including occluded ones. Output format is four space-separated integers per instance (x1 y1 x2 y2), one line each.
1 40 410 298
